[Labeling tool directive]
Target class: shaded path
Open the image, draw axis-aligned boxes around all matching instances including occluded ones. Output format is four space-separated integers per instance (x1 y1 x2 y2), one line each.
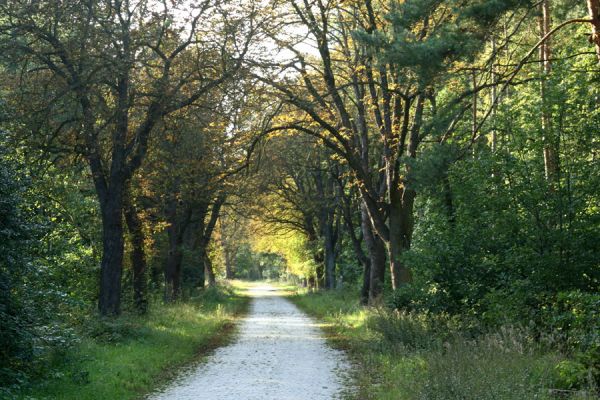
148 284 350 400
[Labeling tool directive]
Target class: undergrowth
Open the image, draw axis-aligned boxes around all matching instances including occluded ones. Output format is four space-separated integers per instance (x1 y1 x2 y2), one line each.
289 288 599 400
3 283 249 400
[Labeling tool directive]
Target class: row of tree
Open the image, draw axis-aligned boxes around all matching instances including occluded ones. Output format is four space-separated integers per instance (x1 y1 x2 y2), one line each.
1 0 599 386
248 0 600 307
0 0 268 318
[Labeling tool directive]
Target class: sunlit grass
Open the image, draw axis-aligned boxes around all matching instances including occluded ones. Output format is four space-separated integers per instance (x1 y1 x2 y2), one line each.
289 289 596 400
15 284 249 400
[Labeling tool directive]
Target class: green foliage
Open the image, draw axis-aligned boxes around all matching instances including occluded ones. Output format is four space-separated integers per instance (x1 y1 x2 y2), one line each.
0 141 100 391
10 283 248 400
0 142 34 387
544 291 600 353
554 360 590 391
291 289 586 400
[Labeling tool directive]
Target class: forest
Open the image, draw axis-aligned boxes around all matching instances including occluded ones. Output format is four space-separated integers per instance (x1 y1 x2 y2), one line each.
0 0 599 399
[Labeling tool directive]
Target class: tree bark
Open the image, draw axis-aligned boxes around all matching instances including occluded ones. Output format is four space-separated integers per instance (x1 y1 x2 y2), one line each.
388 185 414 289
98 188 125 316
361 204 386 304
164 226 184 302
204 252 216 287
323 224 336 289
314 253 325 289
123 194 147 314
339 186 371 304
195 194 226 288
587 0 600 63
224 247 235 279
164 197 191 302
491 35 498 152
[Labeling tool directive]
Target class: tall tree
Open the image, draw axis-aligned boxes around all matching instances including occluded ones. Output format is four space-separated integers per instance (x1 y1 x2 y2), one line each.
0 0 254 314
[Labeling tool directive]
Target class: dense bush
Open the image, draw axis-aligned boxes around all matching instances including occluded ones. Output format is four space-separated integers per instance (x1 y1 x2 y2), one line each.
0 143 100 391
0 144 35 387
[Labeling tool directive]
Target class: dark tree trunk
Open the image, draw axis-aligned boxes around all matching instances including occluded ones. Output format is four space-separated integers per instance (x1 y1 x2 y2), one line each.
338 185 371 304
323 222 336 289
164 197 187 302
219 219 236 280
164 231 183 302
443 174 456 228
369 233 386 305
224 248 235 279
196 194 226 288
314 165 337 289
205 253 216 287
360 259 371 306
123 194 147 314
361 205 386 304
312 244 325 289
388 185 414 290
98 190 125 316
539 0 560 183
197 244 207 289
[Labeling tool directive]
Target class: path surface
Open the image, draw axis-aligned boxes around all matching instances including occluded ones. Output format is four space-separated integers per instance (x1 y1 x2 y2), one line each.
148 284 350 400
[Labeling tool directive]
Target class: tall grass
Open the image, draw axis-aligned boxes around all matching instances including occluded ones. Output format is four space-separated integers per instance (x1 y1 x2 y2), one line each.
290 288 598 400
8 283 249 400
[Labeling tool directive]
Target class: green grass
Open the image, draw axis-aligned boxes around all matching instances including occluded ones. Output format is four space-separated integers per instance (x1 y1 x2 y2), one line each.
288 287 598 400
13 283 250 400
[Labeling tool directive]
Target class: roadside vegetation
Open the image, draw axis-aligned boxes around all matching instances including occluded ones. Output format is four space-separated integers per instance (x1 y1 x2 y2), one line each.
291 288 599 400
6 284 248 400
1 0 599 398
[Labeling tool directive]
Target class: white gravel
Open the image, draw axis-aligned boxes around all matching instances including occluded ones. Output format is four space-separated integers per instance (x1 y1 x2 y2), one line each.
148 284 350 400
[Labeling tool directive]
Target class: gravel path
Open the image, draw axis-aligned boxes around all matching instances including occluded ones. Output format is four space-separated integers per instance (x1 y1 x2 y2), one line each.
148 284 350 400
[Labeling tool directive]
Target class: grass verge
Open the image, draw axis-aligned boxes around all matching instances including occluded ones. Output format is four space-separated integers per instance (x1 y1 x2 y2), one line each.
288 287 598 400
12 282 250 400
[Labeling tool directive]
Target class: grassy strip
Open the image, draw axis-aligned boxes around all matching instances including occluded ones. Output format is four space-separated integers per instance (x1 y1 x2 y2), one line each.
288 288 597 400
15 283 250 400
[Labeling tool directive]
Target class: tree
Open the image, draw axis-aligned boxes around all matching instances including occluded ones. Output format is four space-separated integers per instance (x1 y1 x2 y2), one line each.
255 0 531 302
0 0 255 315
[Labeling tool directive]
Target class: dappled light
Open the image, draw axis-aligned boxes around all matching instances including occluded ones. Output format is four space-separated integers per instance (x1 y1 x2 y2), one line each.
1 0 599 398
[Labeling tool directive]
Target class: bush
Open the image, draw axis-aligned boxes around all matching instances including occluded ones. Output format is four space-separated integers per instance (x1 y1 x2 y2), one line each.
543 291 600 353
82 317 149 343
542 291 600 390
0 147 34 387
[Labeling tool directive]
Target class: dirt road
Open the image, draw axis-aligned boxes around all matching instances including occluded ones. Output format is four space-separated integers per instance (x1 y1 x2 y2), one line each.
148 284 350 400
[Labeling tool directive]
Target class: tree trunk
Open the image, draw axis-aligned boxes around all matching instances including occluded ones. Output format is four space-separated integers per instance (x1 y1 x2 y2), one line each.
197 244 207 289
361 204 385 304
490 35 498 152
443 174 456 228
204 252 216 287
323 222 336 289
340 195 371 304
539 0 560 183
588 0 600 63
219 219 236 280
164 237 183 302
164 198 184 302
360 259 371 306
314 256 325 289
196 194 226 287
98 190 125 316
123 194 147 314
224 248 235 279
388 186 414 290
